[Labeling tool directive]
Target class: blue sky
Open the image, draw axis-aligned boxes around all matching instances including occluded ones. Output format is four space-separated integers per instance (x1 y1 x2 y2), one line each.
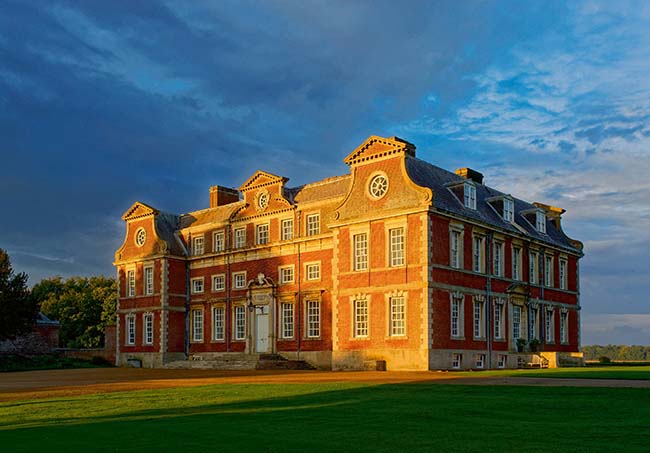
1 1 648 345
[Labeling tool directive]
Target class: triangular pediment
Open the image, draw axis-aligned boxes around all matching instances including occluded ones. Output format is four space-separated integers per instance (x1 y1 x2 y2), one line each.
239 170 288 192
344 135 416 166
122 201 159 221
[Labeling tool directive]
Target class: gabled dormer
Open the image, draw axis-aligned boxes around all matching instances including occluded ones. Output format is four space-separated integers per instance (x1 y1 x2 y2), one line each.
521 207 547 234
448 167 483 210
486 194 515 223
236 170 293 219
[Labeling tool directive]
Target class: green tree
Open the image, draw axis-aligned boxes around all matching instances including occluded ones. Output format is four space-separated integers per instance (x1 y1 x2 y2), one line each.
0 249 37 341
34 276 116 348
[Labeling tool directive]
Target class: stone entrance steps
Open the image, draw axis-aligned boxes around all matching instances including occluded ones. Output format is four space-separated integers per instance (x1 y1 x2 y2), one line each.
163 352 314 371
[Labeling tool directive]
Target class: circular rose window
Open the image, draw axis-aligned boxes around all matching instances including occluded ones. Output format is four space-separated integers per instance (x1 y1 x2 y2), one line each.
135 228 146 247
258 192 269 210
369 174 388 199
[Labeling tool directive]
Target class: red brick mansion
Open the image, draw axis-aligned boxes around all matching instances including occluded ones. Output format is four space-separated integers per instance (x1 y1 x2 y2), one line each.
114 136 584 370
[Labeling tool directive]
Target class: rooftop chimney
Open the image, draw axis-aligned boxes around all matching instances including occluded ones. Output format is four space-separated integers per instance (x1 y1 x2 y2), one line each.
455 167 484 184
209 186 240 208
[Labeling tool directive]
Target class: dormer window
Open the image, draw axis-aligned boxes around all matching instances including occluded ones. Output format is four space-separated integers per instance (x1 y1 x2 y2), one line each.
503 198 514 223
536 211 546 233
464 183 476 210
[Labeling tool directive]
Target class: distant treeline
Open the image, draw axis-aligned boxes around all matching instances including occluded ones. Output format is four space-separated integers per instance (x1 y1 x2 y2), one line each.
582 345 650 361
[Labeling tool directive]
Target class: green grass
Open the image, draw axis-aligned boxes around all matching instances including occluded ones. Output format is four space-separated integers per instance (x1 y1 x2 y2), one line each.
453 366 650 380
1 382 649 452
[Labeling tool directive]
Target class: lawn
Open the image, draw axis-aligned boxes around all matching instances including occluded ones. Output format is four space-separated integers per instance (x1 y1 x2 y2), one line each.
456 365 650 380
1 382 649 452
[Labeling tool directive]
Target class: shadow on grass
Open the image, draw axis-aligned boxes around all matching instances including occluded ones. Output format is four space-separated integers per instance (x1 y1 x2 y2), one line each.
1 383 650 452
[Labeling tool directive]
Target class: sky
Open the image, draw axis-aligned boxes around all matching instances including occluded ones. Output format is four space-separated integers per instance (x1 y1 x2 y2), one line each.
1 0 648 345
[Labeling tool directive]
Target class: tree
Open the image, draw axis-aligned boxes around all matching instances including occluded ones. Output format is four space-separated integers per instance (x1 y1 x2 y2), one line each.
0 249 37 341
34 276 116 348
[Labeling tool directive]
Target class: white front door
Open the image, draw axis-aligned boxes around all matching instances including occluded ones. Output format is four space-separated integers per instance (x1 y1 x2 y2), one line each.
256 309 269 353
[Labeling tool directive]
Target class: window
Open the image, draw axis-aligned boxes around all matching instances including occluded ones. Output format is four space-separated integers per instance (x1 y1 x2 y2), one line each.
503 198 514 222
192 309 203 342
353 233 368 271
279 266 294 284
307 300 320 338
389 296 406 336
213 306 225 341
212 274 225 292
135 228 146 247
144 266 154 295
451 294 463 338
475 354 485 369
560 311 568 343
256 224 269 245
529 251 538 284
234 305 246 340
281 303 294 339
512 306 522 340
546 309 554 343
233 272 247 289
464 183 476 209
127 269 135 297
529 307 538 340
281 219 294 241
473 298 484 339
306 263 320 281
191 277 204 294
369 174 389 199
544 255 553 287
494 300 504 340
354 299 368 337
143 313 153 345
493 241 503 277
234 228 246 249
559 259 567 290
192 236 204 255
306 214 320 236
450 229 461 269
497 354 507 369
126 314 135 345
213 231 225 252
389 228 405 267
473 236 484 273
512 247 521 281
536 211 546 233
452 353 462 369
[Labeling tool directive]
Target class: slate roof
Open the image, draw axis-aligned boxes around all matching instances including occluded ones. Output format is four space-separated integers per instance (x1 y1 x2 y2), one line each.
155 212 186 256
405 156 581 254
286 174 350 204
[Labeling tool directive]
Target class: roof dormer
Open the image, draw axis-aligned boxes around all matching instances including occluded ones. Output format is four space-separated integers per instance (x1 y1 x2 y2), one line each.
446 179 477 210
521 207 547 234
486 195 515 223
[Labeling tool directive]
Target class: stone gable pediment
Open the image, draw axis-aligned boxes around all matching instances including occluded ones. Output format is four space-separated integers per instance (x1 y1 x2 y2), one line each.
344 135 416 166
122 201 159 221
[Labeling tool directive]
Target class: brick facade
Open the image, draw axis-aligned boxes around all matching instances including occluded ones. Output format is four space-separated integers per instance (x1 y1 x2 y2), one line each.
114 135 583 370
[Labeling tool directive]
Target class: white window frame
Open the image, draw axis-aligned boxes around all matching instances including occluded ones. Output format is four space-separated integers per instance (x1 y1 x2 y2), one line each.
450 227 463 269
213 231 225 252
281 218 294 241
493 241 503 277
307 300 321 338
234 305 247 340
213 306 225 341
191 308 204 342
233 271 247 289
452 353 462 369
281 303 294 339
143 266 154 296
473 297 485 339
256 223 269 245
512 305 522 340
536 210 547 233
512 246 521 281
503 198 514 223
560 311 568 344
545 255 553 287
475 353 485 369
529 306 538 340
126 313 135 345
234 227 246 249
212 274 225 292
305 262 321 281
353 233 368 271
353 299 369 338
389 227 405 267
191 277 204 294
192 235 204 256
389 296 406 337
494 299 504 340
529 251 539 284
306 213 320 236
279 265 295 285
464 182 477 209
497 354 507 369
143 312 154 345
473 235 484 273
450 293 464 339
545 308 555 344
127 269 136 298
559 259 568 290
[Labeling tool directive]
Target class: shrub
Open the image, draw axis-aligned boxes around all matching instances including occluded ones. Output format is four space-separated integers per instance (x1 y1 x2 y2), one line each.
599 356 612 364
